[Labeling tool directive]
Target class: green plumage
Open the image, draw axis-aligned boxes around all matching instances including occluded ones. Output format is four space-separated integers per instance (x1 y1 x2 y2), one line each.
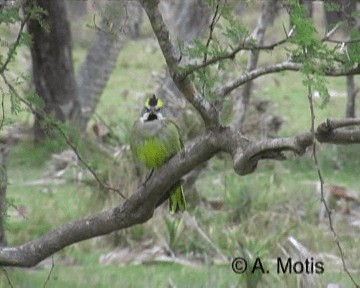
129 96 186 213
130 119 181 168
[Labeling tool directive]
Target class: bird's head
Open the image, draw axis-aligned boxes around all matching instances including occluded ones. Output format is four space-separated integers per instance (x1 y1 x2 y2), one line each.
140 94 165 122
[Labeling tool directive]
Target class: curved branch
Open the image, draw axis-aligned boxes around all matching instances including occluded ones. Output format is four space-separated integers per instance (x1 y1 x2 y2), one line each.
233 132 313 175
0 131 223 267
1 117 360 266
232 118 360 175
217 62 360 97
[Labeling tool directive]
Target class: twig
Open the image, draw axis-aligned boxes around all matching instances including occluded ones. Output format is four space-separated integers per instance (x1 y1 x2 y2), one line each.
1 267 14 288
322 22 341 42
324 38 360 44
181 36 293 81
0 73 127 199
201 1 221 95
181 20 357 85
0 12 30 74
305 64 360 288
203 2 221 64
54 122 127 199
181 18 294 81
42 256 54 288
93 112 122 142
0 87 5 130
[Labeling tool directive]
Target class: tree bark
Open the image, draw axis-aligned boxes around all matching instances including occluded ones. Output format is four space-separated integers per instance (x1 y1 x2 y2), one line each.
0 143 7 246
346 75 357 118
1 117 360 266
26 0 80 141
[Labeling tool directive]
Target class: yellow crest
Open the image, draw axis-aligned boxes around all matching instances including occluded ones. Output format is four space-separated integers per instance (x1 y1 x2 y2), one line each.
145 94 163 109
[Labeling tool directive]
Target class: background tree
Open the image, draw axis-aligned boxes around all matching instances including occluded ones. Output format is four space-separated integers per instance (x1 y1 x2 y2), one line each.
324 0 359 118
76 1 143 130
0 1 359 287
27 0 143 139
26 0 80 141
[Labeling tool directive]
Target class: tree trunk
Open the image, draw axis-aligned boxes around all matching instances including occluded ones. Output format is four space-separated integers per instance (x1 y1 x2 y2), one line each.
324 0 356 29
231 1 279 131
346 75 357 118
0 144 7 246
300 0 313 18
26 0 80 142
324 0 358 119
76 1 143 130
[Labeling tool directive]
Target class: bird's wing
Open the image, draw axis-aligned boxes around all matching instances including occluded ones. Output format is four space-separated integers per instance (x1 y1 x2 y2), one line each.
167 119 184 149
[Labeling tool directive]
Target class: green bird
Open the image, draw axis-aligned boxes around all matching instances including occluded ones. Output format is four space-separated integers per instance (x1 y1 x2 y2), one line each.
129 94 186 213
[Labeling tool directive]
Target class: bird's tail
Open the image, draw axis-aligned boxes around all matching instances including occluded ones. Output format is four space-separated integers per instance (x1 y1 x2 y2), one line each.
169 184 186 214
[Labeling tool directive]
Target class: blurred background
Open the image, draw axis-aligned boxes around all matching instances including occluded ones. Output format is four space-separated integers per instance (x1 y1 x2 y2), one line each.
0 0 359 287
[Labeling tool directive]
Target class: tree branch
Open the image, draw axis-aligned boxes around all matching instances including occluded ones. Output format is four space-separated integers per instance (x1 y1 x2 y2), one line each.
0 73 127 199
180 24 359 82
316 118 360 144
217 62 360 98
233 132 313 175
324 37 360 44
0 10 30 74
233 118 360 175
0 130 222 267
202 2 220 65
140 0 220 129
1 115 360 266
180 38 290 81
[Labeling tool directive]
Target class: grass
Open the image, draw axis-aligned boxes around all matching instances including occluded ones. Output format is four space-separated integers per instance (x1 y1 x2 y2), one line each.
1 3 360 288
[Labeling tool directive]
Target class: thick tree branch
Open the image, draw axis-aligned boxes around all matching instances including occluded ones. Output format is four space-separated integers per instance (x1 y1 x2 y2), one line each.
141 0 220 129
316 118 360 144
217 62 360 98
234 118 360 175
0 130 222 267
1 116 360 266
233 132 313 175
2 1 359 268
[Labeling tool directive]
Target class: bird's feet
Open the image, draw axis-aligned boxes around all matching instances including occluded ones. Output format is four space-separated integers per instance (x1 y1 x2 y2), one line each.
142 168 154 187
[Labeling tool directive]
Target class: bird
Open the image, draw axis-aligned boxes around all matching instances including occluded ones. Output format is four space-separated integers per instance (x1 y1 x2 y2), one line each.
129 94 186 213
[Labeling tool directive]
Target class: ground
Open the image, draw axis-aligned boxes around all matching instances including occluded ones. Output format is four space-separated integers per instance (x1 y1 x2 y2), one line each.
1 4 359 288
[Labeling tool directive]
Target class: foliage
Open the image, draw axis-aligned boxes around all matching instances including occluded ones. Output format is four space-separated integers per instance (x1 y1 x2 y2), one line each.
0 0 359 287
